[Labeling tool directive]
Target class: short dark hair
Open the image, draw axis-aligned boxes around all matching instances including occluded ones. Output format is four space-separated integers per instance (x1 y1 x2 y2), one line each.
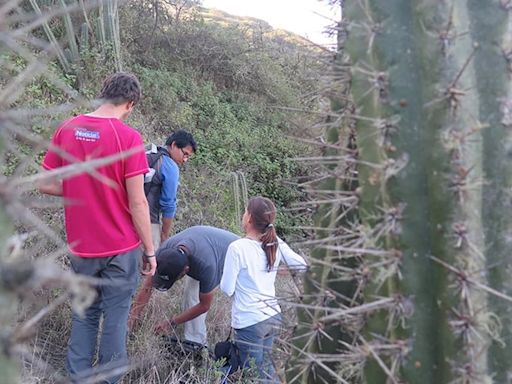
99 72 141 106
165 130 197 153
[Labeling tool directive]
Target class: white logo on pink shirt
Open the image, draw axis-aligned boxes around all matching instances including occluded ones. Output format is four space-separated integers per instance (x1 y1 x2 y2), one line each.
75 128 100 142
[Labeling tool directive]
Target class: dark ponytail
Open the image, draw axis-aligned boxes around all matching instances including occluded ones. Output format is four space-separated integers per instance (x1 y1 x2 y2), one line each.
247 197 278 272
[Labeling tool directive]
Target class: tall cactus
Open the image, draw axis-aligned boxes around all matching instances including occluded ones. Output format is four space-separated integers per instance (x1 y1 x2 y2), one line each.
291 1 512 383
28 0 71 73
288 4 363 383
348 1 512 382
60 0 80 66
470 0 512 381
29 0 122 76
98 0 122 71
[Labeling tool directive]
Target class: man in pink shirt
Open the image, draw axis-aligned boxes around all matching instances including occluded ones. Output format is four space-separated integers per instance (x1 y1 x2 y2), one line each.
39 72 156 383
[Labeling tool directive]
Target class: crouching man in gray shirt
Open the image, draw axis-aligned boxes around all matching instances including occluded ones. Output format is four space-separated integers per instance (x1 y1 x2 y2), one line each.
129 225 239 344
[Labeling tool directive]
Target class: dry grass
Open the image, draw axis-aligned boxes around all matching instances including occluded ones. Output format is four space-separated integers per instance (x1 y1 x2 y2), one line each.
18 260 306 383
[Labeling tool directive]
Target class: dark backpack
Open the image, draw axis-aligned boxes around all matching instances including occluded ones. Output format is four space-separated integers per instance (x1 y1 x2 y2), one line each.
143 144 169 196
214 337 240 373
163 335 208 359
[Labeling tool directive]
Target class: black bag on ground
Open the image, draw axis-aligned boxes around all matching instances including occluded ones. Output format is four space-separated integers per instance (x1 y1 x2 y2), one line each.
214 336 240 373
163 335 207 359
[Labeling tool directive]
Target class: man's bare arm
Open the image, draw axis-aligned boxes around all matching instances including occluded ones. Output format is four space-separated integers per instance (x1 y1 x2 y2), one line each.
174 290 214 324
160 217 174 243
38 170 63 196
154 290 215 333
128 276 154 331
126 174 156 275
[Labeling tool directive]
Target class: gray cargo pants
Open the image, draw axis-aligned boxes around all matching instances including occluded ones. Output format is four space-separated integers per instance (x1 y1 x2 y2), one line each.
66 248 140 384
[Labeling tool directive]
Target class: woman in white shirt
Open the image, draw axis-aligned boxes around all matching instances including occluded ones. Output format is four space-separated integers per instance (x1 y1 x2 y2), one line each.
220 196 307 382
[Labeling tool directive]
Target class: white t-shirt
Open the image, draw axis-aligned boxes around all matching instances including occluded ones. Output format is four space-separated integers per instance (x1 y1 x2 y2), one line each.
220 237 307 329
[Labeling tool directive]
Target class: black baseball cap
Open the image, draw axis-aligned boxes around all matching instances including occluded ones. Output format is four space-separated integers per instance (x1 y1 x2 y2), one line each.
152 246 189 291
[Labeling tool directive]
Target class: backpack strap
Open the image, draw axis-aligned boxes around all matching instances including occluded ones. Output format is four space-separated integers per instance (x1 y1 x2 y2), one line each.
225 328 232 342
144 146 170 196
149 146 169 167
147 147 170 180
148 152 163 168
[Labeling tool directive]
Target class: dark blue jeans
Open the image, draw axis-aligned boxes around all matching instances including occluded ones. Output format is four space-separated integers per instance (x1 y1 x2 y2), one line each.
235 314 282 383
66 248 140 384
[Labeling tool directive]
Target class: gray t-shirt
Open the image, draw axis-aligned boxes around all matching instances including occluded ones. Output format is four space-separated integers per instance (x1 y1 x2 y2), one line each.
160 226 240 293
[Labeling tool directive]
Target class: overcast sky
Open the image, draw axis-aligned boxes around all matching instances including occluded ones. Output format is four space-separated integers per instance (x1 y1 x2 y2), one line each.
202 0 339 48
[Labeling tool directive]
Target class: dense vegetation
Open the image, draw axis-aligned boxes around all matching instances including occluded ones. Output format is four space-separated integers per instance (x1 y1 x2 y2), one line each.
1 1 331 383
11 0 326 236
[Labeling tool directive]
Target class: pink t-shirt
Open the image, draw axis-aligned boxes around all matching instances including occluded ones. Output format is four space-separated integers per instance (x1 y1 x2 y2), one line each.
42 115 149 257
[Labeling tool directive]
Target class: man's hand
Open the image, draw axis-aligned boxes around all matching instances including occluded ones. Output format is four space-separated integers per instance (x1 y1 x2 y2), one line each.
142 253 157 276
38 170 63 196
128 276 154 332
154 319 177 334
160 217 173 244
